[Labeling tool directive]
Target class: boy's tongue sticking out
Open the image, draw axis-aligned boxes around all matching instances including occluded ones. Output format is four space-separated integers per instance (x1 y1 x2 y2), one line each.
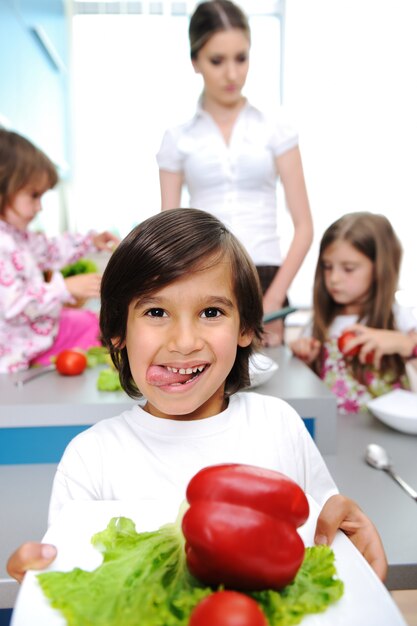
146 364 204 386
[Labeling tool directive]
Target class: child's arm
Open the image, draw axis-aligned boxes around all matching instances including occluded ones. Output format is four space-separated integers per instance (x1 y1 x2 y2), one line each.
343 324 417 368
33 230 118 272
6 542 57 583
289 336 321 364
63 272 101 302
92 231 120 251
315 494 387 580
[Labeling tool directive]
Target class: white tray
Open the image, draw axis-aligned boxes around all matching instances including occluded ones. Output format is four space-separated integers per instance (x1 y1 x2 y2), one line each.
11 496 406 626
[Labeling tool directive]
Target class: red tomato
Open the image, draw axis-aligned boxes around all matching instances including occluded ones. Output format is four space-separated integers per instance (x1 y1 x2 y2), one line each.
337 331 360 357
55 350 87 376
188 591 268 626
337 331 374 364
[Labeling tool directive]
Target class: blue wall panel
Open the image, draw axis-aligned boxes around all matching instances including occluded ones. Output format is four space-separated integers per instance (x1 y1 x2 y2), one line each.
0 0 69 168
0 425 90 464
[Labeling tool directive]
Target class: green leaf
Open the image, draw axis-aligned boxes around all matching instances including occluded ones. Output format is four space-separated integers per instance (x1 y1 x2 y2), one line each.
60 258 98 278
86 347 112 368
96 367 123 391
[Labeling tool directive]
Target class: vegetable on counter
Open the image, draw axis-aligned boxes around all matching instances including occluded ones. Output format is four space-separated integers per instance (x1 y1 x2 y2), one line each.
55 350 87 376
60 258 99 278
188 590 268 626
182 464 309 590
96 367 123 392
85 346 113 369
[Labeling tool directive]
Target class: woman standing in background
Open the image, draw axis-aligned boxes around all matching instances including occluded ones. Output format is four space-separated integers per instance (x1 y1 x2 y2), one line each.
157 0 313 346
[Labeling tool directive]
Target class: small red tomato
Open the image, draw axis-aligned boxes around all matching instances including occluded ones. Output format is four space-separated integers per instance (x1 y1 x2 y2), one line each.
189 591 268 626
337 331 360 357
337 331 375 364
55 350 87 376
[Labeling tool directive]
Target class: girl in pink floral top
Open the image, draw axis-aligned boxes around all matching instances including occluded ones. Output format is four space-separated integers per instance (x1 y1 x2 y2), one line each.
290 212 417 413
0 129 119 373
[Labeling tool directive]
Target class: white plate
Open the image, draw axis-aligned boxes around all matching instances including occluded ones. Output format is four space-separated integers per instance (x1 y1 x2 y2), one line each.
367 388 417 434
248 353 279 388
11 496 406 626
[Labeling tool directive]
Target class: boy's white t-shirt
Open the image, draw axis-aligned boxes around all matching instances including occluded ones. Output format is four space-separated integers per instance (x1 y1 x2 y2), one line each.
48 391 337 526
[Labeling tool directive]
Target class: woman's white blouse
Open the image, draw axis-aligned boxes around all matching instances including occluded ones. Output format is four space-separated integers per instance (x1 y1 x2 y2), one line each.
156 100 298 266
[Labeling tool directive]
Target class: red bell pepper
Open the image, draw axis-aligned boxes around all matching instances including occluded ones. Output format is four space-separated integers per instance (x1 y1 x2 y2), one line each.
182 463 309 591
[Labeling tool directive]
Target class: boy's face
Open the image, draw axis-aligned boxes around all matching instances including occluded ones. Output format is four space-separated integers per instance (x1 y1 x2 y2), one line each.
123 260 252 421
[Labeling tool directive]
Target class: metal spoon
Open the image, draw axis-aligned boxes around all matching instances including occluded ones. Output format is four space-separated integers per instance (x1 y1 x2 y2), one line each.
365 443 417 501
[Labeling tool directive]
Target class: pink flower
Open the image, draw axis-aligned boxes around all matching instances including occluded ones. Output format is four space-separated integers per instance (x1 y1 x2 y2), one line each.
30 316 55 336
332 379 349 397
340 398 360 413
11 250 24 271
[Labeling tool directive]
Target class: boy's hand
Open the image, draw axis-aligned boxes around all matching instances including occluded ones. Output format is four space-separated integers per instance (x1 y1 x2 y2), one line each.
290 337 321 364
314 494 387 580
6 542 57 583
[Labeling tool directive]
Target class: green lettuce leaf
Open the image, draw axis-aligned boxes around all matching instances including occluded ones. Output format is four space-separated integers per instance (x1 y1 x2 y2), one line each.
38 515 343 626
60 258 99 278
96 367 123 391
86 347 113 369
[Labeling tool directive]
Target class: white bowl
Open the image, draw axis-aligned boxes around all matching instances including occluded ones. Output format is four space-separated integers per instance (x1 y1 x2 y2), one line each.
248 353 279 388
367 389 417 434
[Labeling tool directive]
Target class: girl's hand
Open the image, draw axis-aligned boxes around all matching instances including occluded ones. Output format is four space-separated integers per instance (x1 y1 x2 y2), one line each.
315 494 387 581
345 324 416 368
64 273 101 301
7 542 57 583
290 336 321 364
92 231 120 251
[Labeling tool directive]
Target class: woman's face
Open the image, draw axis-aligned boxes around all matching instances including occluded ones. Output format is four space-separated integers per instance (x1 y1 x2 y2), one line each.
192 28 250 108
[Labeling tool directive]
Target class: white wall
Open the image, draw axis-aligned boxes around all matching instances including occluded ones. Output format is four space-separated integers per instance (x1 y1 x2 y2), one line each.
65 2 417 310
283 0 417 307
67 12 282 239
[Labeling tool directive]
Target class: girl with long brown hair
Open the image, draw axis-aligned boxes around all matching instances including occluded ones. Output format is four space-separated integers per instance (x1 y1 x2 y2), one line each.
290 212 417 413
